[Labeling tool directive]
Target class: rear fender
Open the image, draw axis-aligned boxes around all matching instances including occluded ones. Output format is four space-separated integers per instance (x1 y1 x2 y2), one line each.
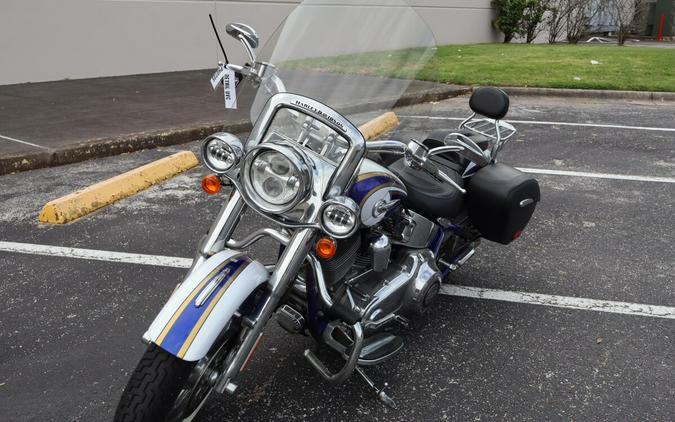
143 249 268 361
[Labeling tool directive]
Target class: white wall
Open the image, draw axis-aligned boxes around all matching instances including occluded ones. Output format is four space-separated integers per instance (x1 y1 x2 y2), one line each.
0 0 497 85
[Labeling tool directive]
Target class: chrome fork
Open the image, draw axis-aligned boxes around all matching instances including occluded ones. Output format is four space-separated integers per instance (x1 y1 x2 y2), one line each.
186 190 246 278
216 227 317 392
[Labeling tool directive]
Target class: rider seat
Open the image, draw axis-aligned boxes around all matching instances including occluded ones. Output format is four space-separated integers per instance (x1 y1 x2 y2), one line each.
388 157 464 221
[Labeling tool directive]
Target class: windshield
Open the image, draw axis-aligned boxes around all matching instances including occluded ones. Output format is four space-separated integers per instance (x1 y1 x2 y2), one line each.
262 107 351 165
241 0 437 124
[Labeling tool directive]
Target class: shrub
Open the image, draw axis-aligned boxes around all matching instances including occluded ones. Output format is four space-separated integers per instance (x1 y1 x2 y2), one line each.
492 0 529 43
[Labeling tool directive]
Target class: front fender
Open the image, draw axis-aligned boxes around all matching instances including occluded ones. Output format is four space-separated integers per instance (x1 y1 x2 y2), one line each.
143 249 268 361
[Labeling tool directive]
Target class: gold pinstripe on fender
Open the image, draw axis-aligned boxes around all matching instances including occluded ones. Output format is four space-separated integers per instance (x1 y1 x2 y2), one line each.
155 255 241 345
176 260 251 358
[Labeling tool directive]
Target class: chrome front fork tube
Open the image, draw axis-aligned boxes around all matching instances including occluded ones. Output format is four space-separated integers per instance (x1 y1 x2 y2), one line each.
186 189 246 278
216 227 317 392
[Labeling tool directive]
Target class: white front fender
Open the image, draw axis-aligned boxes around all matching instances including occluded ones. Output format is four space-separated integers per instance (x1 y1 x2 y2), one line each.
143 249 268 361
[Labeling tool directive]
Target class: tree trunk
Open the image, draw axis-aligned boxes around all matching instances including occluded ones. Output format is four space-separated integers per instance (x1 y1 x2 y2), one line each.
617 30 626 45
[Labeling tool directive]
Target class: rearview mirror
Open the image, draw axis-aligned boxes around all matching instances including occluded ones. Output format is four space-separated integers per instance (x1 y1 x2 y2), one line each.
226 23 259 63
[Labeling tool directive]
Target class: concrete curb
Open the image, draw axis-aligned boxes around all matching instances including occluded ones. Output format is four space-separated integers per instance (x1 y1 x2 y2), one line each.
0 85 469 176
0 120 250 176
499 86 675 102
38 151 199 224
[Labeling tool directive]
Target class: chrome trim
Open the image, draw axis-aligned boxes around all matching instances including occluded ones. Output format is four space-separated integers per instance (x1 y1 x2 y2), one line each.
459 112 476 129
373 198 400 218
221 228 317 383
457 248 475 266
187 190 247 277
200 133 244 174
365 139 408 156
307 254 333 308
428 145 464 156
247 93 366 198
405 141 466 194
371 234 391 272
194 270 232 307
303 322 364 384
226 228 290 249
241 141 313 214
391 210 439 249
318 196 360 239
357 335 404 366
441 132 490 168
361 250 441 333
519 198 535 208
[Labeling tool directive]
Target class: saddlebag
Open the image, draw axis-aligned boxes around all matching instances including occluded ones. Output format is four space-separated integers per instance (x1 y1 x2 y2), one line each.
465 163 540 245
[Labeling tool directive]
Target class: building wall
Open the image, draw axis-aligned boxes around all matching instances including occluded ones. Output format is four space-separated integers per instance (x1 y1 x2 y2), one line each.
0 0 498 86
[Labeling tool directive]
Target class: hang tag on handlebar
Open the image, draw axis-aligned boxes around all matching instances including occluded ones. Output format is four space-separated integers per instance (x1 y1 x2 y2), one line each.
210 63 227 90
223 69 237 109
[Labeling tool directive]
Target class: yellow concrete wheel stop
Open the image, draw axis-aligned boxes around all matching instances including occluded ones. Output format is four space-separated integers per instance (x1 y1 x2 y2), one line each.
38 151 199 224
359 112 400 141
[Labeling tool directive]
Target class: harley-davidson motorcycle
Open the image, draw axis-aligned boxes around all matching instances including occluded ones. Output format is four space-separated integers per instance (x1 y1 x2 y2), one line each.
115 1 540 420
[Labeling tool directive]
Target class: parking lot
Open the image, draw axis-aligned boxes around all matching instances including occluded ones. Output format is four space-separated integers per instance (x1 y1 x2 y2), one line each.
0 94 673 421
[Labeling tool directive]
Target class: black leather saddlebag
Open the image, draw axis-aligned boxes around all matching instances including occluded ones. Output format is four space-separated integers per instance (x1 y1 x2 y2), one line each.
465 164 540 245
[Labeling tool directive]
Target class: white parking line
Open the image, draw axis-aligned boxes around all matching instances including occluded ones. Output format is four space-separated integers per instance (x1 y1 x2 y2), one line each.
400 115 675 133
0 134 49 149
2 240 674 320
0 241 192 269
517 168 675 184
441 285 675 320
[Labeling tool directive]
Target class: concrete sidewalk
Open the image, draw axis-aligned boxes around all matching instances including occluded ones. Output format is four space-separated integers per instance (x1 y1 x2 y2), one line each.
0 70 468 175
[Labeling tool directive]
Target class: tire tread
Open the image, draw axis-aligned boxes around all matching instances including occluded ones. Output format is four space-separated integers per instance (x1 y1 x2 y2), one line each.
114 344 193 422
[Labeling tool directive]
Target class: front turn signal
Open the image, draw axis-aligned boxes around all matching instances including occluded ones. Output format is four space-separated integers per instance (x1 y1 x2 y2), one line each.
315 237 337 259
201 175 222 195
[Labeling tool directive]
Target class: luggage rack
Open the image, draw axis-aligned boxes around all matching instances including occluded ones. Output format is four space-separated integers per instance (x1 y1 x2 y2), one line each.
460 116 517 142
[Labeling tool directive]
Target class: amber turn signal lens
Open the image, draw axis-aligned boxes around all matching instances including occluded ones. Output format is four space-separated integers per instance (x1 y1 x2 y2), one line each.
315 237 337 259
201 175 221 195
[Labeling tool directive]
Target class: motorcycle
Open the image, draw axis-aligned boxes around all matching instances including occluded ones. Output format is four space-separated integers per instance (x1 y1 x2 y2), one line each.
115 1 540 420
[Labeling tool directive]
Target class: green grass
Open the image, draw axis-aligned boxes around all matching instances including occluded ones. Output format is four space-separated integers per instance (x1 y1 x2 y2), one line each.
285 44 675 92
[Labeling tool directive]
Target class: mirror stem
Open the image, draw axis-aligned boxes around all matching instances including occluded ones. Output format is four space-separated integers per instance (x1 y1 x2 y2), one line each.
239 37 257 64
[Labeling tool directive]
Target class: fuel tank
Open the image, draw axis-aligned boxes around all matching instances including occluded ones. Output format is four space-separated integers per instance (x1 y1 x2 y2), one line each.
347 159 407 226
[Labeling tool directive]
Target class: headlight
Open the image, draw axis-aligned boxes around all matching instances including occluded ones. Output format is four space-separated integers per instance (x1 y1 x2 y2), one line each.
242 144 312 213
250 151 299 205
320 197 360 238
200 133 243 173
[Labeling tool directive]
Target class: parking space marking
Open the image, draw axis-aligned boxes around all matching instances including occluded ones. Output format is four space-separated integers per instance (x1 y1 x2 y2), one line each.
517 167 675 184
2 240 674 320
441 285 675 320
0 133 49 149
0 241 192 269
400 115 675 133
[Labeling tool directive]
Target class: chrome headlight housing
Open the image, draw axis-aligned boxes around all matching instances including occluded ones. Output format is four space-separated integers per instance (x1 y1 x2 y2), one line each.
200 133 243 173
242 143 312 214
319 196 360 238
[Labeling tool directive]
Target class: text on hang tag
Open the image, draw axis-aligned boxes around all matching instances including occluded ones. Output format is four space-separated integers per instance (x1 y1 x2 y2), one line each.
223 69 237 109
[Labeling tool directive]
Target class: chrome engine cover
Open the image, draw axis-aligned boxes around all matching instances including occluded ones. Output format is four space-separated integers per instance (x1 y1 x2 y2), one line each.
344 249 442 334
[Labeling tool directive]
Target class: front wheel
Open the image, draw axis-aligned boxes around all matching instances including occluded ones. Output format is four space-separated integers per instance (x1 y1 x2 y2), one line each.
114 344 194 422
115 324 240 422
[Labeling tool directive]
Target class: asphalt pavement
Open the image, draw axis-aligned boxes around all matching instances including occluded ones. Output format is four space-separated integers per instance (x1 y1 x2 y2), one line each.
0 95 673 421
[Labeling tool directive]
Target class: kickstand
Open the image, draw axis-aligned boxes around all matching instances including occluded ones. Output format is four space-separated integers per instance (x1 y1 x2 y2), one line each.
355 366 397 409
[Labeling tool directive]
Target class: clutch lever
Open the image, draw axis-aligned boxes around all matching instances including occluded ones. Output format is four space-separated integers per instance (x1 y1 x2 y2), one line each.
405 140 467 194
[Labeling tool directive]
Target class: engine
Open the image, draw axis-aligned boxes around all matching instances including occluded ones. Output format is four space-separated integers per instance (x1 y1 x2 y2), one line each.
325 230 442 334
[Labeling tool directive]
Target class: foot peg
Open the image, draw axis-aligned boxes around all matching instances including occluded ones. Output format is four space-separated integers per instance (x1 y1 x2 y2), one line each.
303 322 364 384
358 332 404 366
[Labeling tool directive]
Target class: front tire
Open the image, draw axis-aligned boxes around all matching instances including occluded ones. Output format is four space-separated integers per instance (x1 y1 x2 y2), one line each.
114 344 194 422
